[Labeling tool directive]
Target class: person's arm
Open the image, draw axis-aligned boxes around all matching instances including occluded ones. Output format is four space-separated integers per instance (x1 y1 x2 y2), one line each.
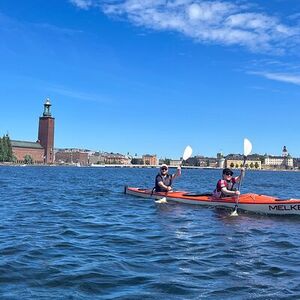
157 180 172 191
221 187 240 196
172 166 181 180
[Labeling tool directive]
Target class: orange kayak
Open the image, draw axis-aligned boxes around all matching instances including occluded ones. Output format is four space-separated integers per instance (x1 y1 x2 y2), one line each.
124 186 300 216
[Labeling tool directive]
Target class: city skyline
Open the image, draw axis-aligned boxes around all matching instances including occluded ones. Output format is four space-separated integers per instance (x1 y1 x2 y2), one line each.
55 143 295 160
1 1 300 158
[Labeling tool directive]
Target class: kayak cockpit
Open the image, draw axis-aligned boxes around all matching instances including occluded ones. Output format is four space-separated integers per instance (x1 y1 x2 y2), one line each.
182 193 213 197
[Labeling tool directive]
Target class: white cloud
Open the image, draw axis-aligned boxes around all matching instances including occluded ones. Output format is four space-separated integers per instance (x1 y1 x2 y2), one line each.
250 71 300 86
70 0 300 53
69 0 93 10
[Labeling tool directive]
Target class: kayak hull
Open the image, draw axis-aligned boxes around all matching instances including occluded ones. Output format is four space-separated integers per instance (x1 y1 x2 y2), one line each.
124 186 300 216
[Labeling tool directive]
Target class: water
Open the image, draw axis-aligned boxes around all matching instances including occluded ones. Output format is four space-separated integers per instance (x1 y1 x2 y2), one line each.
0 167 299 299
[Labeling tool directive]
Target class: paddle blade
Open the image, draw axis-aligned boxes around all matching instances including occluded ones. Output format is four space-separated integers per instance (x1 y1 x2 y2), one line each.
155 197 167 204
244 138 252 156
230 209 239 217
183 145 193 161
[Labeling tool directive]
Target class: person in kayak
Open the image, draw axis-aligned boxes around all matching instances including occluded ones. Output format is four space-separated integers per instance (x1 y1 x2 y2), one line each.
213 168 245 198
154 164 181 192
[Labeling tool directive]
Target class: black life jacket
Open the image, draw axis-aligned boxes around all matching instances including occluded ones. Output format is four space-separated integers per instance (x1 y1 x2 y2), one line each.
154 173 173 192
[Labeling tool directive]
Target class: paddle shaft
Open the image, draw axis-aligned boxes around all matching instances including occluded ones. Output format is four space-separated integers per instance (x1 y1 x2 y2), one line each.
233 156 247 210
237 155 247 191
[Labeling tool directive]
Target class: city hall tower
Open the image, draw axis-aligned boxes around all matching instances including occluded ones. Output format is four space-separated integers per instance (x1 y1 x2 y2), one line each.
38 98 55 163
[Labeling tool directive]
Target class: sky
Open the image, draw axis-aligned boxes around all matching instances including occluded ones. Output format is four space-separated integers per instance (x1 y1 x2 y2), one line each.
0 0 300 159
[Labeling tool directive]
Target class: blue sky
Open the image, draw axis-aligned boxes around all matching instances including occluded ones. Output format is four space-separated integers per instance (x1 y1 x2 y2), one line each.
0 0 300 159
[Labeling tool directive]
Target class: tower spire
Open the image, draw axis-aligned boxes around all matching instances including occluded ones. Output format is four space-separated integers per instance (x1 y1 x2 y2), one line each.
43 98 52 117
282 146 288 157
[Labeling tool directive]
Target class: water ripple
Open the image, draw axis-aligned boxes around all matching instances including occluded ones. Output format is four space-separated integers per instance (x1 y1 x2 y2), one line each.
0 167 300 299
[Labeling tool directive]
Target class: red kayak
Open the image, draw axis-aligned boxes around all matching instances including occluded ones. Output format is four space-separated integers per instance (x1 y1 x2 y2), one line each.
124 186 300 216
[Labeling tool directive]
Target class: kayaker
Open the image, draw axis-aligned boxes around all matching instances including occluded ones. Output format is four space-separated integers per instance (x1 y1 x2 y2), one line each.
154 164 181 192
213 168 245 198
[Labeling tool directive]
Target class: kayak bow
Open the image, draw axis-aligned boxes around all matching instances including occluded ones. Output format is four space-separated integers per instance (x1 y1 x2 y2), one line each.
124 186 300 216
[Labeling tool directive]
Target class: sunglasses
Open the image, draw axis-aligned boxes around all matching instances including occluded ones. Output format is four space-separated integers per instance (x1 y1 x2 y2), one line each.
225 172 233 176
161 167 168 171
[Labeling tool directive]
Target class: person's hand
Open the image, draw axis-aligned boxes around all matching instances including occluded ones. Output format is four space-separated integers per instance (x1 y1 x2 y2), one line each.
235 190 241 196
177 166 181 175
240 167 245 172
167 186 172 191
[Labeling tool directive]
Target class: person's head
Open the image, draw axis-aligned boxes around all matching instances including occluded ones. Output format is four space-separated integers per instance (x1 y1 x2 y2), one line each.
160 164 169 174
222 168 233 179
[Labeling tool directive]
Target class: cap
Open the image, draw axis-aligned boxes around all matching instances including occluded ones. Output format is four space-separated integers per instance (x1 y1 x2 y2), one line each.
223 168 233 175
160 164 168 169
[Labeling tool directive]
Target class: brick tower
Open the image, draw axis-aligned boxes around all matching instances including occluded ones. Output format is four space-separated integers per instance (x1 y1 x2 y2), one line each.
38 98 55 164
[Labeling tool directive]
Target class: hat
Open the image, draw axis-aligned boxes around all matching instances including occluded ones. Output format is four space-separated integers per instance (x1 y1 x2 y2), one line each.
223 168 233 175
160 164 168 169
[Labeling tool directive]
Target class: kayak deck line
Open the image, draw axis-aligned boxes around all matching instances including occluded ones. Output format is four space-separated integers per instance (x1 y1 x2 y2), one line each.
124 186 300 216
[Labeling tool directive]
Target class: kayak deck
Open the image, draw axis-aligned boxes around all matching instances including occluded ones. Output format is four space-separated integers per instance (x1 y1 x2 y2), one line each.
124 186 300 216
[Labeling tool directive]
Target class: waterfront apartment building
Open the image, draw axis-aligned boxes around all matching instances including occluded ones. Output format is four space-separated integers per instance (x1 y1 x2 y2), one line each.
103 153 131 165
142 154 158 165
169 159 181 167
88 152 131 165
88 152 105 165
186 156 218 168
202 157 218 168
225 154 262 169
55 149 89 166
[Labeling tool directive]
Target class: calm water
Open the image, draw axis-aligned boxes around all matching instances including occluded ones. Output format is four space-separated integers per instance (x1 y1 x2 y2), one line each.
0 166 300 299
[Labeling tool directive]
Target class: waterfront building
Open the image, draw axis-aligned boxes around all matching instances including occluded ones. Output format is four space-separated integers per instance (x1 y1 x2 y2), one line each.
217 153 225 168
38 99 55 163
263 155 293 168
11 140 44 164
131 156 143 165
263 146 293 169
55 149 89 166
225 154 262 169
294 158 300 169
169 159 181 167
11 99 55 164
190 156 218 167
204 157 218 168
102 153 131 165
88 152 105 165
142 154 158 165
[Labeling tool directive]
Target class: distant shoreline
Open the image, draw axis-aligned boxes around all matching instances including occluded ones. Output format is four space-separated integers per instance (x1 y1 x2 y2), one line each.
0 163 299 172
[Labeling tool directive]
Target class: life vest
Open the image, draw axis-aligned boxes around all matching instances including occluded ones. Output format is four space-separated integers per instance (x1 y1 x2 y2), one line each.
213 178 237 198
155 173 173 192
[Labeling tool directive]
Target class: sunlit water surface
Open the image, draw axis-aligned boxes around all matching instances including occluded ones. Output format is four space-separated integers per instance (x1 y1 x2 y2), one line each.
0 167 299 299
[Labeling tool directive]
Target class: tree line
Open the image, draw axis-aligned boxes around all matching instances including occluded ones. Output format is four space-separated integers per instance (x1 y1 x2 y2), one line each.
0 134 14 162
